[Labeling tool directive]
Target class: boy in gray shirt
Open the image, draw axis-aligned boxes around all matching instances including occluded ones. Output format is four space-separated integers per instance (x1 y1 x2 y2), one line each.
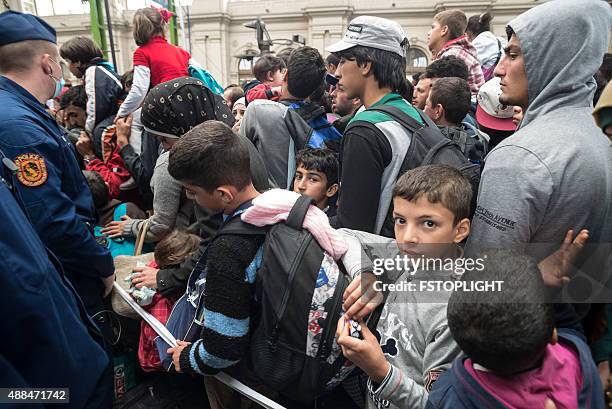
337 164 473 409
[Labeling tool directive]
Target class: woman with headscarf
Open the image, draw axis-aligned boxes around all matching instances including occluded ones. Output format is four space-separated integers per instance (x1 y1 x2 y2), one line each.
102 76 270 246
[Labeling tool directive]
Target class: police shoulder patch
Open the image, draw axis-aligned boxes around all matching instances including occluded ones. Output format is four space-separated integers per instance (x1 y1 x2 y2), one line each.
14 153 48 187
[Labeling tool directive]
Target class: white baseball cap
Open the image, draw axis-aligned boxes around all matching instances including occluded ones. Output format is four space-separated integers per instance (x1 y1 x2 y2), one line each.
476 77 517 131
327 16 408 58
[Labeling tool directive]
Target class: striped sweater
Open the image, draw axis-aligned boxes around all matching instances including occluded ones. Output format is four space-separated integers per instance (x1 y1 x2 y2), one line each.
179 233 264 375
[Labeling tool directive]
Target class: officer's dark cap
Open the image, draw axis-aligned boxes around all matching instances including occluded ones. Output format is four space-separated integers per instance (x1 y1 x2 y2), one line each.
0 11 56 46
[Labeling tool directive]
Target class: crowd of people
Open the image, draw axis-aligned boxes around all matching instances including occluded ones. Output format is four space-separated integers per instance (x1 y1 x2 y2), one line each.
0 0 612 408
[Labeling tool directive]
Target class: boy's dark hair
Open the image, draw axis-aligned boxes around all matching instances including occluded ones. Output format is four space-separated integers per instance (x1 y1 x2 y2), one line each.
433 10 468 40
333 46 410 99
252 55 285 83
392 164 472 224
287 46 326 99
412 72 423 84
429 77 471 125
224 85 245 106
60 85 86 110
277 48 293 66
466 11 493 37
424 56 469 81
325 53 340 69
308 82 332 112
295 148 339 186
83 170 109 209
59 36 103 64
168 121 251 192
121 70 134 90
154 229 201 269
447 250 554 374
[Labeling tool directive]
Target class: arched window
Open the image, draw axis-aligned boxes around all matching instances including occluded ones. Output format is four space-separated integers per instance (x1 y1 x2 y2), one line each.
237 49 259 83
406 47 428 75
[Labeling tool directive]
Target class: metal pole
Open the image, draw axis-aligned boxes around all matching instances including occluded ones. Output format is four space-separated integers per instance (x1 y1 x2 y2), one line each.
89 0 109 60
187 6 192 53
167 0 178 46
177 4 187 49
102 0 118 72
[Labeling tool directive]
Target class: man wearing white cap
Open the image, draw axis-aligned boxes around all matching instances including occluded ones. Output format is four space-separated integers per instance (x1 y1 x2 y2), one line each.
328 15 420 237
474 76 516 149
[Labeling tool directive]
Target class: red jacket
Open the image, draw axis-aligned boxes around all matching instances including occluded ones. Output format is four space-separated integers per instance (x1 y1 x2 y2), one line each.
246 83 279 103
133 36 190 87
86 125 132 201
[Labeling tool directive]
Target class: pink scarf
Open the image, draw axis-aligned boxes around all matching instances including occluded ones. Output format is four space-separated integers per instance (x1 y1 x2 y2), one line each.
241 189 348 260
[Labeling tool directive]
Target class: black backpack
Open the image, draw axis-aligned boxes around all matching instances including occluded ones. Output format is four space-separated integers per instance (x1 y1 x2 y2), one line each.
365 105 481 237
223 196 381 404
438 122 489 165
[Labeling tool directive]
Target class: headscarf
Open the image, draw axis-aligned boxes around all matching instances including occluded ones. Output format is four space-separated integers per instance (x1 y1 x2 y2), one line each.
141 76 235 138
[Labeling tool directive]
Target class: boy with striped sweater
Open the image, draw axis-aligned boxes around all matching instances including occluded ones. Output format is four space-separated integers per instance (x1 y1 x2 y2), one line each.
166 120 264 406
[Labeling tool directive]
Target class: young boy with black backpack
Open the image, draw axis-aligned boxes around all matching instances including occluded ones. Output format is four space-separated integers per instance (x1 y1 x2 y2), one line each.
165 120 363 408
165 120 267 405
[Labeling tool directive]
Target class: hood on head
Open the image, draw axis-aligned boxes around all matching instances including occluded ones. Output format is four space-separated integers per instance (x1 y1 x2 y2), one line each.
507 0 612 128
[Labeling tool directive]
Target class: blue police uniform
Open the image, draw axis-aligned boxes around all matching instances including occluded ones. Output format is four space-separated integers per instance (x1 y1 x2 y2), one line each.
0 164 112 408
0 11 114 318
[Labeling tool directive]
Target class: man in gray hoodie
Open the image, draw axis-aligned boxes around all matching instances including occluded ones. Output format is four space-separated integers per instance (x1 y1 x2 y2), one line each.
467 0 612 326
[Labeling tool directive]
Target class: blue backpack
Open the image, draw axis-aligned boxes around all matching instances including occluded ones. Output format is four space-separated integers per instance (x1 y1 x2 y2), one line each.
287 101 342 149
188 65 224 96
94 204 137 258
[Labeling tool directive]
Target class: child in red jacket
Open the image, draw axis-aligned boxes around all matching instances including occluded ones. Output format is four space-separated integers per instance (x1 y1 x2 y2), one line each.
245 54 286 103
77 118 136 204
116 6 193 119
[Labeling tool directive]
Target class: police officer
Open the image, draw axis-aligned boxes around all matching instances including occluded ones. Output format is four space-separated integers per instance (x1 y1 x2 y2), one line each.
0 12 115 329
0 152 113 408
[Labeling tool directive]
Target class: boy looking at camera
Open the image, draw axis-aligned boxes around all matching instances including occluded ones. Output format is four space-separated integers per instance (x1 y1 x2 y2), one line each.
337 164 472 409
293 148 339 217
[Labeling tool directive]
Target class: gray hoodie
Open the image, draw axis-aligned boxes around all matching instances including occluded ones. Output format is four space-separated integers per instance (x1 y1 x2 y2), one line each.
467 0 612 284
240 99 311 189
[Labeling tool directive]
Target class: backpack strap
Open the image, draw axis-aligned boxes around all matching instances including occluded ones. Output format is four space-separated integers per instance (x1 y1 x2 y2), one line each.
285 195 314 230
366 105 424 133
283 106 313 188
219 216 267 237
